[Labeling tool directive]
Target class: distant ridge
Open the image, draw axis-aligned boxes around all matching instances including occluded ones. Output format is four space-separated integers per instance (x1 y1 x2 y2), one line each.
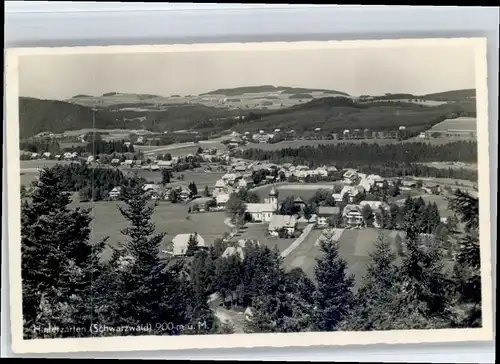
366 89 475 102
200 85 350 97
421 89 475 101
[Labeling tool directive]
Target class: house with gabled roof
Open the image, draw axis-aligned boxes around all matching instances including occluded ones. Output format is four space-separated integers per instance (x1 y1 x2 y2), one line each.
268 215 298 236
316 206 341 227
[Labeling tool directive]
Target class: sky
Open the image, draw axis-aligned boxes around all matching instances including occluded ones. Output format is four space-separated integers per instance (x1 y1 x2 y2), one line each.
18 43 477 100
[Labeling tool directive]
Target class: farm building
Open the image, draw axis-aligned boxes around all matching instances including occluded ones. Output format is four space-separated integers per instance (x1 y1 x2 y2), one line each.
171 233 206 256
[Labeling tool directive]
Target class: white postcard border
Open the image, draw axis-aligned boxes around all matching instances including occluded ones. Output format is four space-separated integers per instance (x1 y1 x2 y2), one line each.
5 38 494 354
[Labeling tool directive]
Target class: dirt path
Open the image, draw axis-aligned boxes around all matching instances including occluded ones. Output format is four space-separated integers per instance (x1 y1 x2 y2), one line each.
213 307 246 333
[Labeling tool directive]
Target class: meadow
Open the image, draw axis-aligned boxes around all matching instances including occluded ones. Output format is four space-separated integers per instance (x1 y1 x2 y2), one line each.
20 160 75 186
235 224 294 253
282 227 379 288
72 199 231 260
253 183 334 202
417 162 478 170
429 117 477 132
136 169 225 188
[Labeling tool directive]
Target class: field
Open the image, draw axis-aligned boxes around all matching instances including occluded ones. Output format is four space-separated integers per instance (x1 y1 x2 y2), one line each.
72 200 230 260
282 228 384 288
135 139 226 157
418 162 478 170
235 224 294 253
429 117 477 133
20 160 74 186
254 183 334 202
68 88 349 111
135 169 225 188
397 193 454 218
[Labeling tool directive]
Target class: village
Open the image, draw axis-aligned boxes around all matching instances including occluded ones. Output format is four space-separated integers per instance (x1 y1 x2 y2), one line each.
19 135 463 268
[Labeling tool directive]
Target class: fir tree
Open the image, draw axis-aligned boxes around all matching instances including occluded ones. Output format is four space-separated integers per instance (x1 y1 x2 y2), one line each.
448 190 481 327
21 167 106 339
110 175 192 335
188 182 198 196
161 169 171 185
397 222 450 328
341 233 400 331
185 233 199 257
313 230 355 331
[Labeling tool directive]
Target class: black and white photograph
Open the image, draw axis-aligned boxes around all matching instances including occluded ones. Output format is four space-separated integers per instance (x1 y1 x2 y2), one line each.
5 38 493 353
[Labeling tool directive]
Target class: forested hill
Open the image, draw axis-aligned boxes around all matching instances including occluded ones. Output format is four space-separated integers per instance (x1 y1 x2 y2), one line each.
19 97 127 138
19 90 476 138
361 89 475 102
421 89 475 101
18 97 239 138
232 96 476 133
200 85 350 96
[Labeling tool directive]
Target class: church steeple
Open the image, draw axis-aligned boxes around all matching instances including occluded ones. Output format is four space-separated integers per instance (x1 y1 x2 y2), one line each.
268 185 278 211
269 185 278 197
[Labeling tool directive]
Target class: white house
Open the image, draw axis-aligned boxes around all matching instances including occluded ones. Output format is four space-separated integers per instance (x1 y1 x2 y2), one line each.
213 179 227 195
222 173 240 185
215 193 230 209
268 215 298 236
143 184 160 192
221 239 259 260
343 169 359 185
333 185 365 203
109 186 122 200
245 186 278 222
342 204 364 228
316 206 341 227
246 203 275 222
315 167 328 177
171 233 206 256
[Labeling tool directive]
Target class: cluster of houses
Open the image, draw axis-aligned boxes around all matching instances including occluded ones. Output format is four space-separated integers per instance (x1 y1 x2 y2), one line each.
21 151 80 160
108 183 192 202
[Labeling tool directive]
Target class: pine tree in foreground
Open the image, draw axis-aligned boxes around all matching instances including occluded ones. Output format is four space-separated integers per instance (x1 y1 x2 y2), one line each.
21 167 106 339
341 233 400 331
313 230 355 331
448 190 482 328
396 211 452 329
108 175 196 335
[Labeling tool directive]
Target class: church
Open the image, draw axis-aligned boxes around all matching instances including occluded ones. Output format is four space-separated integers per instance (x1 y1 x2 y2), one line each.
245 185 279 222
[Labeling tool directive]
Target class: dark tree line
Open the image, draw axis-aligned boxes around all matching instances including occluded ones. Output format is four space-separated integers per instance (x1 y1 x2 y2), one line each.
68 140 135 155
241 141 477 165
374 196 442 234
30 162 131 202
20 140 61 154
238 141 478 181
21 165 482 338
